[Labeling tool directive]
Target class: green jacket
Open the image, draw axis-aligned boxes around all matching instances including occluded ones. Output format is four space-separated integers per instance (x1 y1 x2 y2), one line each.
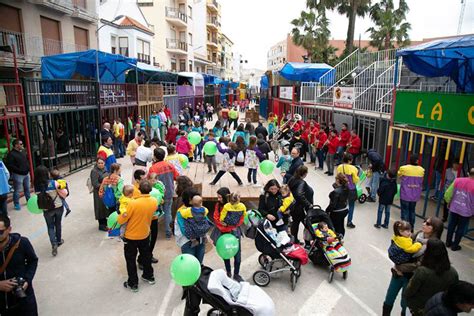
404 266 458 311
229 109 238 119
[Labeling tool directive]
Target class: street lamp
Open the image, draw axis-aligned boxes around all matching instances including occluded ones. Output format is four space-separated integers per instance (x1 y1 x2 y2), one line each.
96 15 124 83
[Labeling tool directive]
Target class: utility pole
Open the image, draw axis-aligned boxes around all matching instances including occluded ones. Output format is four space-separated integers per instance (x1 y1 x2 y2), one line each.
457 0 466 35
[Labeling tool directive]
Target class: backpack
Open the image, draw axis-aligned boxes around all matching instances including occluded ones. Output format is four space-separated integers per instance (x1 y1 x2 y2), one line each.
236 151 245 163
102 185 117 208
37 191 56 210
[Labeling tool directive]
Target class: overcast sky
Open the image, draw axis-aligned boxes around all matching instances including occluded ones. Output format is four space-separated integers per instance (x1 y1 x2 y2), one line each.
220 0 474 70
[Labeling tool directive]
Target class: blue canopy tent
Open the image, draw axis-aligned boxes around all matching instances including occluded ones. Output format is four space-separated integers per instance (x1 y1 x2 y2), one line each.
41 50 137 83
202 74 218 85
397 35 474 93
260 75 269 89
279 62 335 83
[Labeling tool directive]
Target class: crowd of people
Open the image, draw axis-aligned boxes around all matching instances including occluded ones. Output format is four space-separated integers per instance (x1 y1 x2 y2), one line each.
0 101 472 316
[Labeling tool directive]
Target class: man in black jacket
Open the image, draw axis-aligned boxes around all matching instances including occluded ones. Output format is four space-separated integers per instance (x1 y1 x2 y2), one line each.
366 148 385 202
289 131 308 162
0 215 38 315
255 121 268 140
5 139 31 211
283 148 303 184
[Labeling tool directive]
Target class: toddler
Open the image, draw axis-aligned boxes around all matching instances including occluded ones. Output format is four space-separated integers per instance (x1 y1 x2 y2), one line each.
220 193 247 227
314 222 351 272
276 185 294 227
276 147 292 180
181 195 211 247
118 185 135 238
50 169 71 216
388 221 422 276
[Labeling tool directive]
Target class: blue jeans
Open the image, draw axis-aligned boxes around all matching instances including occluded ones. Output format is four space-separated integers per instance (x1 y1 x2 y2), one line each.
224 237 241 275
247 168 257 184
376 204 391 227
43 206 64 246
400 200 417 228
446 212 470 247
384 275 408 313
12 173 31 206
347 200 355 223
163 198 173 237
316 149 326 169
115 139 125 157
369 171 381 200
194 142 203 160
181 240 205 264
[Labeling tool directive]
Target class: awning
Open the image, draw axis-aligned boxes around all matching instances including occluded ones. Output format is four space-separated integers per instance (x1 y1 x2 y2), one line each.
260 75 269 89
202 74 218 85
279 62 334 83
41 49 137 83
126 63 178 84
178 72 204 87
397 35 474 93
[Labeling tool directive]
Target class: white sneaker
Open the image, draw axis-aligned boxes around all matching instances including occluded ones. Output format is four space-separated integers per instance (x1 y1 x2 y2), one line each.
247 182 253 186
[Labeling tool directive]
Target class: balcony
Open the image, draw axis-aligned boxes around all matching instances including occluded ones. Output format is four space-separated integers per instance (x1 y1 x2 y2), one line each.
166 39 188 55
206 16 219 30
165 7 188 28
30 0 98 23
207 0 219 12
207 36 218 49
137 53 151 65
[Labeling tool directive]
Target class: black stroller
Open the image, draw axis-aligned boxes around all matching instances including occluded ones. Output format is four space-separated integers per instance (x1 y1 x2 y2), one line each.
303 205 349 283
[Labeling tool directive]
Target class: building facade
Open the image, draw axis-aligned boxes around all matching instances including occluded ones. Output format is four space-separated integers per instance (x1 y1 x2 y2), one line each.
0 0 98 78
221 33 233 80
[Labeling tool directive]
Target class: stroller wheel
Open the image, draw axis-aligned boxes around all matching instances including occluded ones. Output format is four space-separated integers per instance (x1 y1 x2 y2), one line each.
290 272 297 291
328 268 335 283
293 260 302 278
253 270 271 287
207 308 224 316
358 194 367 204
258 254 270 269
343 271 348 280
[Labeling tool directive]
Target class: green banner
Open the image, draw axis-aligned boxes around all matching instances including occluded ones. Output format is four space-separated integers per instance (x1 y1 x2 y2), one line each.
394 91 474 136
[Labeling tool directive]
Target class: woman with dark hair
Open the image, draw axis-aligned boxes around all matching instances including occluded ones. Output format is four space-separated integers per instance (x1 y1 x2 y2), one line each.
90 158 109 231
34 165 68 256
232 124 246 144
326 173 349 236
288 166 313 244
234 136 246 167
404 240 459 316
258 179 282 227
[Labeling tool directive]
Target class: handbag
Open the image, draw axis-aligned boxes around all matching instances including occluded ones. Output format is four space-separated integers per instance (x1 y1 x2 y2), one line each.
0 239 21 274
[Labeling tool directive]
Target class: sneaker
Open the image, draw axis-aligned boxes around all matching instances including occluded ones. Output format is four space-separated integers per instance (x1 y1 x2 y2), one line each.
123 281 138 292
226 271 232 278
52 244 58 257
374 224 381 229
207 170 212 174
98 225 108 232
14 204 21 211
151 257 159 264
247 182 253 186
324 171 329 174
65 209 72 217
58 239 65 246
209 182 216 186
446 241 452 248
141 276 156 285
327 173 334 176
233 274 244 283
381 224 389 229
238 183 244 186
451 245 462 251
253 183 262 188
347 222 356 228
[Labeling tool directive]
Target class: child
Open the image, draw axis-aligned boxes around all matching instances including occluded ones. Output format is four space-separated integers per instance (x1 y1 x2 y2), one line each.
118 185 135 239
166 122 179 145
222 126 230 137
191 121 203 162
276 147 292 179
244 136 265 187
203 132 218 173
277 185 294 227
210 142 244 186
165 144 185 175
180 195 211 247
50 169 71 216
388 221 422 276
176 131 192 156
220 193 247 227
375 169 398 229
314 222 351 272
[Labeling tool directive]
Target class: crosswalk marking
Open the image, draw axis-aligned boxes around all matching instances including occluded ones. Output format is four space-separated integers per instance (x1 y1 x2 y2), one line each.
298 280 342 316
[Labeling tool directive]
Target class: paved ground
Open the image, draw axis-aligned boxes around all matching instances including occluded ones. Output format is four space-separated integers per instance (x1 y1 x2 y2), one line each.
6 115 474 316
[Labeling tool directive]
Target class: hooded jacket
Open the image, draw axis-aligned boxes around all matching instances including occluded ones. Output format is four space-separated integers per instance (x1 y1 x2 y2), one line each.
378 177 398 205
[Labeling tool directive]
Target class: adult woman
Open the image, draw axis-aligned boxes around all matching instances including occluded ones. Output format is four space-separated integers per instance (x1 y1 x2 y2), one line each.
90 158 109 231
98 163 124 212
288 166 313 244
211 187 244 282
382 217 444 316
97 136 117 173
234 136 246 167
258 179 282 227
404 240 459 316
326 173 349 236
232 125 246 144
34 165 67 256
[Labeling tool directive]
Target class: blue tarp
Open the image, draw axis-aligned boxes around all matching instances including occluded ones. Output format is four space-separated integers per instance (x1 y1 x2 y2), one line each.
202 74 218 85
397 35 474 93
279 62 334 82
230 82 239 89
260 75 269 89
41 50 137 83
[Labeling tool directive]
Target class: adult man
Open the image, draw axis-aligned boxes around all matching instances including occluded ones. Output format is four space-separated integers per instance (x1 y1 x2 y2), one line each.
424 280 474 315
366 148 385 202
255 121 268 140
126 132 143 166
347 130 361 165
148 148 179 239
398 155 425 228
336 123 350 165
118 180 158 292
0 215 38 315
220 106 229 128
5 140 31 210
113 118 125 158
229 106 239 130
289 131 308 162
100 122 114 143
284 148 303 184
158 108 168 141
444 168 474 251
149 111 161 141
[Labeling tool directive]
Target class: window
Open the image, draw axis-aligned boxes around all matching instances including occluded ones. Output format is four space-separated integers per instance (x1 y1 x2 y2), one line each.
137 39 150 64
111 35 117 54
179 59 186 72
188 33 192 46
171 58 177 71
189 61 192 72
119 37 129 56
188 5 192 18
40 16 61 55
73 26 89 51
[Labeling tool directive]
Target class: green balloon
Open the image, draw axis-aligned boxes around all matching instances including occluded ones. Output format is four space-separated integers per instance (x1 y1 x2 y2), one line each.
188 132 201 145
203 142 217 156
179 154 189 169
150 188 163 204
395 184 401 199
107 212 120 230
216 234 239 260
259 160 275 176
27 195 42 214
170 254 201 286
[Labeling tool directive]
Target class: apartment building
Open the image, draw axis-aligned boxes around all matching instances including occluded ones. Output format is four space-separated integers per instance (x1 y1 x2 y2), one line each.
267 34 307 71
0 0 98 77
98 0 154 65
221 33 233 80
204 0 221 75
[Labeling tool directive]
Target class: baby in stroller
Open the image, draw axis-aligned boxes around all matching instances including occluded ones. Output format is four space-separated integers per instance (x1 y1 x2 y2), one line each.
313 221 351 273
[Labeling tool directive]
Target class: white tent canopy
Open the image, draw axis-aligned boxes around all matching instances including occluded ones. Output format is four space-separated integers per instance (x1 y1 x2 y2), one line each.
178 72 204 87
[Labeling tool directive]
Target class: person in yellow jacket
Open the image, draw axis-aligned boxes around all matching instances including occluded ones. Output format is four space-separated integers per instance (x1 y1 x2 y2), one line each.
389 220 422 276
398 155 425 228
117 180 158 292
126 132 143 165
336 153 360 229
220 193 247 227
276 185 294 227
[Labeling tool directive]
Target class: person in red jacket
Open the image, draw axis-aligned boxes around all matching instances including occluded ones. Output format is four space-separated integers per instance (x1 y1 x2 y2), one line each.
315 129 328 170
326 130 339 176
348 130 362 165
211 187 244 282
307 121 319 163
337 123 351 165
163 105 171 123
166 122 179 145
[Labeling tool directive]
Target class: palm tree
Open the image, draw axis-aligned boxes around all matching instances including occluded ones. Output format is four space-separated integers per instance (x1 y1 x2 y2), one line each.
367 0 411 50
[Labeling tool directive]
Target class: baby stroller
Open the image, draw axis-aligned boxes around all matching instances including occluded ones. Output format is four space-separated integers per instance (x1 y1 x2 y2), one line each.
355 166 369 204
183 266 275 316
246 211 308 291
303 205 350 283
